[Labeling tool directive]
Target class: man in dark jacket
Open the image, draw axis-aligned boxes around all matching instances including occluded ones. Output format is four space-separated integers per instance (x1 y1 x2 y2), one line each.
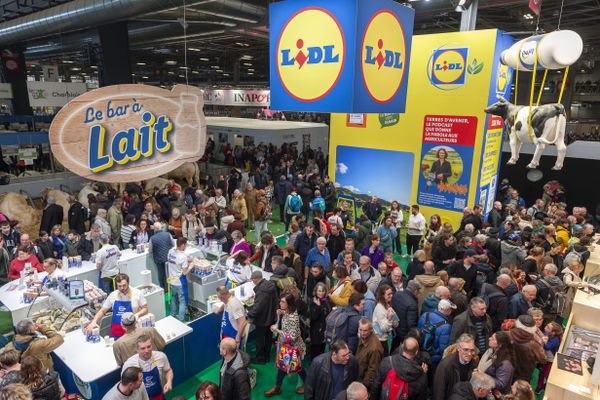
370 337 427 400
148 222 174 289
219 337 251 400
507 285 537 319
450 297 493 356
488 201 504 228
447 249 479 297
448 372 495 400
378 267 407 294
479 275 510 332
305 339 358 400
391 280 422 352
78 223 102 261
1 221 20 256
40 195 63 235
320 176 337 213
362 196 382 227
67 195 88 235
431 234 457 272
327 224 346 263
274 175 291 224
433 333 477 400
294 224 318 268
247 270 278 364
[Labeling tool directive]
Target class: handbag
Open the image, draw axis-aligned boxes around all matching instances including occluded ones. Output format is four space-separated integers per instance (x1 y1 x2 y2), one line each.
275 337 303 374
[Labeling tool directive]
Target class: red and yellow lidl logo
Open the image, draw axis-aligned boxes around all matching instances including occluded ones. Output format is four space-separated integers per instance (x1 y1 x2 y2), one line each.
428 47 469 88
276 7 345 102
361 10 407 104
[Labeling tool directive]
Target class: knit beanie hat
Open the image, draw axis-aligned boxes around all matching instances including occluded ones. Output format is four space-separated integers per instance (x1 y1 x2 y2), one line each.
515 315 537 334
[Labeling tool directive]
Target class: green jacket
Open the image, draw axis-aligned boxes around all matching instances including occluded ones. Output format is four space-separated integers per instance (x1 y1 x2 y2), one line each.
0 247 10 285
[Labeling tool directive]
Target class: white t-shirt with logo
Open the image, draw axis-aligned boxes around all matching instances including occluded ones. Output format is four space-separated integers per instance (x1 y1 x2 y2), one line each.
225 296 246 331
102 287 147 313
122 351 170 387
167 249 189 286
96 244 121 278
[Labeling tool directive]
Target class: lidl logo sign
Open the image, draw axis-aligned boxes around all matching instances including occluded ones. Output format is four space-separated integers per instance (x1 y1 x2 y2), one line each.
276 7 345 102
269 0 414 113
361 10 407 104
430 48 469 86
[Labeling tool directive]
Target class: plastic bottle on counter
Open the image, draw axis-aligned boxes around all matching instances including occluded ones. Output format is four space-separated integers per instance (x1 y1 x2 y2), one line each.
217 243 222 256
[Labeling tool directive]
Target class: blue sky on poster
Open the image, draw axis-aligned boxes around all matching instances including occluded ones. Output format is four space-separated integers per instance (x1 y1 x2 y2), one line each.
335 145 414 206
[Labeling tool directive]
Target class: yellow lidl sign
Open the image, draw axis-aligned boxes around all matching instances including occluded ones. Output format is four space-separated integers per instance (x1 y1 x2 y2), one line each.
361 10 408 104
270 0 414 113
277 7 345 102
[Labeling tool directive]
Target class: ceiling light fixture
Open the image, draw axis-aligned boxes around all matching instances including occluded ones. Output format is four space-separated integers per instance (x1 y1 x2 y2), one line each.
188 47 201 52
136 62 146 66
199 57 209 61
165 60 177 65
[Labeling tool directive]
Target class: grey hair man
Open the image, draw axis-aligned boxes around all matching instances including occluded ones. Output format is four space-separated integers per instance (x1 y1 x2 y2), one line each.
3 318 64 372
448 371 495 400
433 333 477 400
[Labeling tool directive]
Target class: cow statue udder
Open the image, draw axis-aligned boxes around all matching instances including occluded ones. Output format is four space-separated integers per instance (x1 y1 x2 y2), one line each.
484 95 567 170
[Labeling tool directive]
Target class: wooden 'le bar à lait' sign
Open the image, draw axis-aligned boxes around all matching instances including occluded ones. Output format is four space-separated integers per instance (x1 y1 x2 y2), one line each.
49 84 206 183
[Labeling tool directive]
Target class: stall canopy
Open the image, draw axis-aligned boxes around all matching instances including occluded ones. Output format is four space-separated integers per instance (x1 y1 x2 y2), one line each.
206 117 329 150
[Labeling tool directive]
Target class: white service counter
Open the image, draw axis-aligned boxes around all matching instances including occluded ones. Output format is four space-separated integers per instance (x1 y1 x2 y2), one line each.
52 316 192 382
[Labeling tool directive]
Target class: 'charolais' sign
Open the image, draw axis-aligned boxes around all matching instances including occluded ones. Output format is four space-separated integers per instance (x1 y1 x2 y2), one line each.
49 84 206 182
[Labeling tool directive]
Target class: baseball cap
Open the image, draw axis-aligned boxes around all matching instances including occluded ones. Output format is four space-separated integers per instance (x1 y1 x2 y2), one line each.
120 312 136 327
438 299 457 311
465 249 478 257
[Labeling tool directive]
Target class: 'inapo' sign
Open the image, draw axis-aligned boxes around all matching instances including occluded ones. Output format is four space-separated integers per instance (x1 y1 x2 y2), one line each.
269 0 414 113
49 84 206 182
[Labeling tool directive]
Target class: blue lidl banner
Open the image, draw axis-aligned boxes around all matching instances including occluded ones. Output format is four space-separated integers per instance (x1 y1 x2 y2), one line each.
476 30 515 220
269 0 414 113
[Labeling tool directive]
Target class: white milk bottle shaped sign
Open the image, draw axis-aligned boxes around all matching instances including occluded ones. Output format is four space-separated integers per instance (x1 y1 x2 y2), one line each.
175 92 205 156
500 30 583 71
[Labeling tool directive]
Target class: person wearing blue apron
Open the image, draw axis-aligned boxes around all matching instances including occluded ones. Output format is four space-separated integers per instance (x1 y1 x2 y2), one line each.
85 273 148 339
215 285 247 345
167 237 192 322
122 336 174 400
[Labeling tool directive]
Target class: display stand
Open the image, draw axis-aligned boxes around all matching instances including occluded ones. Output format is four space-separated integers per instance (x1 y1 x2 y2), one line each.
544 289 600 399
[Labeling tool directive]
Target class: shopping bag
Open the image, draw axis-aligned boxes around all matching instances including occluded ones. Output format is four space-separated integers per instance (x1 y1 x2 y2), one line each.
275 341 302 374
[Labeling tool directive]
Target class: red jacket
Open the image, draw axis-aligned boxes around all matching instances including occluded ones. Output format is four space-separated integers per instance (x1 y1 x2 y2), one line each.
9 255 43 280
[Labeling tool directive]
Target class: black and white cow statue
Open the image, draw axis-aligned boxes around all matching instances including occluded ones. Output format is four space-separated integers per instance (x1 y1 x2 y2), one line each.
485 95 567 170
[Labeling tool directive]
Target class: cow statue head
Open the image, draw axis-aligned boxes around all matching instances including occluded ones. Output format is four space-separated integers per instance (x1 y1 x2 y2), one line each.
484 95 513 119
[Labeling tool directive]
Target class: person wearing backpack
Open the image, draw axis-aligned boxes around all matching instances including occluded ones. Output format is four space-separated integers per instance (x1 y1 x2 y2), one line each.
534 263 565 321
284 187 303 231
369 337 428 400
417 299 453 368
326 292 364 354
479 275 511 332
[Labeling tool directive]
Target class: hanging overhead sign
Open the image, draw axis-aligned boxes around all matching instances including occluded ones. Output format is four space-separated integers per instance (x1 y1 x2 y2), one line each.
203 89 270 107
269 0 414 113
27 81 88 107
49 84 206 182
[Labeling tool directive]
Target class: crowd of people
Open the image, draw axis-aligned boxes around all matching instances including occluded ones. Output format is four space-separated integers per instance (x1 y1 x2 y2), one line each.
0 140 598 400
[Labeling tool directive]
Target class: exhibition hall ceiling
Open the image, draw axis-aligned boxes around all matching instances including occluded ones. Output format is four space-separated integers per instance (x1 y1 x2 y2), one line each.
0 0 598 87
